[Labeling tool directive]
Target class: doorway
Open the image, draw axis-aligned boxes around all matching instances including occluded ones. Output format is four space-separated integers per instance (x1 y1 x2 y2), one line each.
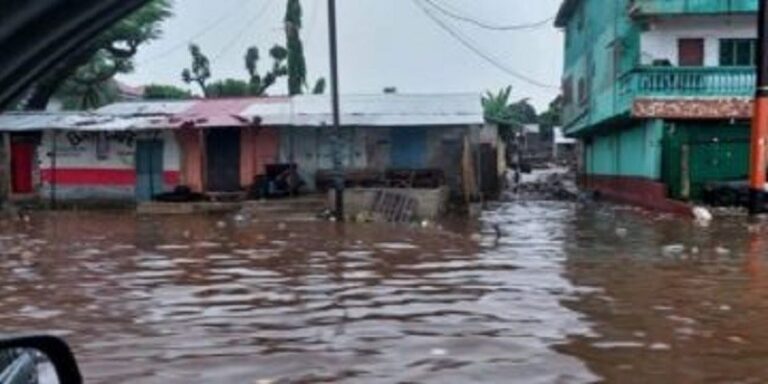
10 141 35 194
206 129 241 192
135 139 164 202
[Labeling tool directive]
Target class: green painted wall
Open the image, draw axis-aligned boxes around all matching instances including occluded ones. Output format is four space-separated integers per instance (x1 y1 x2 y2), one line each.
633 0 757 15
584 119 663 179
561 0 641 136
662 121 751 200
559 0 757 136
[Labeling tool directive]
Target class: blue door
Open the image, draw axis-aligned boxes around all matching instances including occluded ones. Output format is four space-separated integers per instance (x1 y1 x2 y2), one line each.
391 128 427 169
136 140 164 202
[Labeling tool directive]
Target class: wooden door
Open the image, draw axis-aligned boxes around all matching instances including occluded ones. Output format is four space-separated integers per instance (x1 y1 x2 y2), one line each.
678 39 704 66
10 142 34 194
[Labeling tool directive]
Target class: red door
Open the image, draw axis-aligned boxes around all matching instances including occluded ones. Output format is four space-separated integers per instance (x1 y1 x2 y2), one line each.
11 142 34 194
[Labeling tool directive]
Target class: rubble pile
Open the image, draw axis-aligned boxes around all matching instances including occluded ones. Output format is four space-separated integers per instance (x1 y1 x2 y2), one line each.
502 167 580 201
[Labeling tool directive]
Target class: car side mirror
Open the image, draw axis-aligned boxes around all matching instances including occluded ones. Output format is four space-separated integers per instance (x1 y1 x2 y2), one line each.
0 335 82 384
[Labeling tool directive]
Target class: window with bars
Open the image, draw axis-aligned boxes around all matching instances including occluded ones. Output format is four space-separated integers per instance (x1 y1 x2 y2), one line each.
720 39 757 67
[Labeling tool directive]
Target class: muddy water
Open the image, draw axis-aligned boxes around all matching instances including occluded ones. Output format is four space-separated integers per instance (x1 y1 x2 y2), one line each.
0 202 767 383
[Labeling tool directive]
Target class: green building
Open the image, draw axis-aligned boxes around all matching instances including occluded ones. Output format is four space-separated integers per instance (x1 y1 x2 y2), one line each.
556 0 758 208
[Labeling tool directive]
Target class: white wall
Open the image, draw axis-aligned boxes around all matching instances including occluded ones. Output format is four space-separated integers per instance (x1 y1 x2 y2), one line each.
39 131 180 172
640 15 757 66
37 130 181 200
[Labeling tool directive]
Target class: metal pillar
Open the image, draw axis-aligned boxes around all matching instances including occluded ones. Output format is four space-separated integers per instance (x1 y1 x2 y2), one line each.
50 130 58 210
749 0 768 214
328 0 344 220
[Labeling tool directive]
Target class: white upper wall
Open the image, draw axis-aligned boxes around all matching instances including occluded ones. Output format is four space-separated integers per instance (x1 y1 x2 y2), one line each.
39 131 180 172
640 15 757 66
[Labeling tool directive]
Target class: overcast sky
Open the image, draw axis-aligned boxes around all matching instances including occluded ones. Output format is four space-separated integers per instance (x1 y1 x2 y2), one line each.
120 0 563 110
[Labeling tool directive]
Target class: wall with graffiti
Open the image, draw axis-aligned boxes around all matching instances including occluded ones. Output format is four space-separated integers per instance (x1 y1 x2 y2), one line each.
36 131 181 201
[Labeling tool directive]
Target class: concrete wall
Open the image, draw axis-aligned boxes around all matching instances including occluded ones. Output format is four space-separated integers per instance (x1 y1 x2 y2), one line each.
332 187 450 221
38 130 181 201
279 125 484 192
640 15 756 66
279 126 368 190
583 119 663 179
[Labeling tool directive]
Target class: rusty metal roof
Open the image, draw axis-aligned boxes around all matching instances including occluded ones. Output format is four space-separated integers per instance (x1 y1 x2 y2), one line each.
0 112 175 132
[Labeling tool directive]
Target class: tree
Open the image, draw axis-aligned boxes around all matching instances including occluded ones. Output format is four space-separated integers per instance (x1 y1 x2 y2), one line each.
206 79 251 98
182 44 213 97
144 84 193 100
284 0 325 95
537 95 563 141
23 0 172 110
482 86 538 141
508 98 538 126
245 45 289 96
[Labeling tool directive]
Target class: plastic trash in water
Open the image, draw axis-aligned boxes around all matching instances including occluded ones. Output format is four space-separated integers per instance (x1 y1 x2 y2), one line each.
692 206 713 225
430 348 448 356
661 244 685 256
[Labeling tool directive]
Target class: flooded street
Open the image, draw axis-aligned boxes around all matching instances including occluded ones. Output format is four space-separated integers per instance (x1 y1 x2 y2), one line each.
1 201 768 383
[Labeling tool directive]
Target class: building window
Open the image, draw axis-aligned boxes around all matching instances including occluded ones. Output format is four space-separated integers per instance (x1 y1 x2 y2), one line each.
578 78 588 106
720 39 757 66
562 77 573 105
678 38 704 67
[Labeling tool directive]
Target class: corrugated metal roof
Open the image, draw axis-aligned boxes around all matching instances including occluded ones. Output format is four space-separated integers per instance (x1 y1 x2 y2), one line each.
0 112 80 131
0 112 176 132
176 97 285 128
241 93 484 127
96 100 196 115
0 93 485 132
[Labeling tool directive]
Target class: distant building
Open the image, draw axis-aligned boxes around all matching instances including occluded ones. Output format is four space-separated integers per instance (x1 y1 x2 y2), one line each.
114 81 146 101
553 127 577 161
0 94 501 205
557 0 757 210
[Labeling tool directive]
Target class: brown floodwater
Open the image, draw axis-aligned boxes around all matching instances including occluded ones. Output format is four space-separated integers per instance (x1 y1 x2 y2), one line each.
0 201 767 383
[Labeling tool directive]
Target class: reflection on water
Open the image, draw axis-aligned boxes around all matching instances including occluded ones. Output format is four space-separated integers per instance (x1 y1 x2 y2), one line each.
0 202 767 383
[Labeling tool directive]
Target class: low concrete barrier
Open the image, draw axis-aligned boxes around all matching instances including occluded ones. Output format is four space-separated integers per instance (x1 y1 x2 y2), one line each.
330 187 450 221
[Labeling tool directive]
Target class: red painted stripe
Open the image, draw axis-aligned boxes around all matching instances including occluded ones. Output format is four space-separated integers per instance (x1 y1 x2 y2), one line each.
41 169 180 186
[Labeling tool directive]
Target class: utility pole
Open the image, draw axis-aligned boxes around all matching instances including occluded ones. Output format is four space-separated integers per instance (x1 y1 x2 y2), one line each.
328 0 344 220
750 0 768 214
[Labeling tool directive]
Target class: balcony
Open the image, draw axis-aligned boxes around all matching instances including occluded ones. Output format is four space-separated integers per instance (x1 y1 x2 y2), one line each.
621 66 755 99
563 67 755 135
629 0 758 16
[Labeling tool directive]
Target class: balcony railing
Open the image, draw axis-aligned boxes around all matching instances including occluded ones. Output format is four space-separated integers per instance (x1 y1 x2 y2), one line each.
563 66 756 134
620 66 755 99
629 0 758 15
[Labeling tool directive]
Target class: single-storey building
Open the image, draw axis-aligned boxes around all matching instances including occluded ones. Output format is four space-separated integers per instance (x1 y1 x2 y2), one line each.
0 93 500 205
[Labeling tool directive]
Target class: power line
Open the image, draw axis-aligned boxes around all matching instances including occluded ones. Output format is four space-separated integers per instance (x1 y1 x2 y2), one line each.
138 0 249 66
422 0 554 31
212 0 276 62
412 0 559 90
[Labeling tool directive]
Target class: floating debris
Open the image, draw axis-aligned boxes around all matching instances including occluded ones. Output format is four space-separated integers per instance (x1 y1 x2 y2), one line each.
430 348 448 356
648 342 672 351
692 206 713 225
715 247 732 256
661 244 685 256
